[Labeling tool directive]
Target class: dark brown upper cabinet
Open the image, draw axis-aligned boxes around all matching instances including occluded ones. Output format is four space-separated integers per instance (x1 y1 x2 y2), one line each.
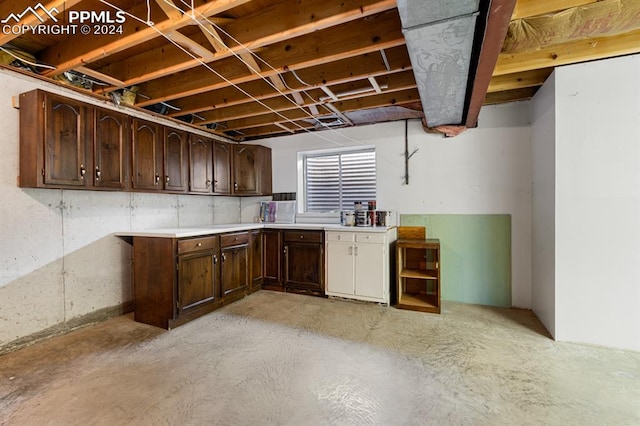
19 89 272 196
94 107 129 190
233 144 259 195
164 129 188 192
19 90 91 189
189 135 214 194
213 141 232 195
131 119 163 191
232 144 272 195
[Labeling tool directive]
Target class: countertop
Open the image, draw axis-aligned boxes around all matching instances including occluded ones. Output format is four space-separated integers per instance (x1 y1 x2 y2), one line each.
115 223 395 238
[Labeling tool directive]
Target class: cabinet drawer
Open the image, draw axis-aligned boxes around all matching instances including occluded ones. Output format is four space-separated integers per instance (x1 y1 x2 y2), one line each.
355 233 386 244
221 232 249 247
178 236 218 254
284 230 323 243
326 232 354 243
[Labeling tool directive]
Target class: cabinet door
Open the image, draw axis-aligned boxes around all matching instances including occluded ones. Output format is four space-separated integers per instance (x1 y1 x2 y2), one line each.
213 141 232 194
326 242 355 295
44 95 89 187
132 119 163 190
178 250 219 313
189 135 213 193
221 245 248 297
258 145 272 195
284 241 324 291
250 230 263 289
263 230 282 285
354 242 386 300
233 145 260 195
94 107 128 189
164 129 188 192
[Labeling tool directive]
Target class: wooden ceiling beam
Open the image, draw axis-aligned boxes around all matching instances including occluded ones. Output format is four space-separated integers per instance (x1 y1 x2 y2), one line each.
38 0 252 76
464 0 516 128
511 0 598 20
155 0 182 21
165 31 215 60
484 87 539 105
93 0 397 89
0 0 83 45
494 28 640 76
238 122 316 139
166 46 411 116
487 68 553 93
134 10 405 106
219 78 417 130
236 89 420 138
74 66 126 87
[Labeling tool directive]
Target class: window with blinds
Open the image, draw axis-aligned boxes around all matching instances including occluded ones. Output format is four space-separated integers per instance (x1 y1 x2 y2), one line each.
303 148 376 212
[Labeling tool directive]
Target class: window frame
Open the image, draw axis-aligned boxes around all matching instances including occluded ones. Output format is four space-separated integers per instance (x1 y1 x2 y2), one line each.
297 146 377 213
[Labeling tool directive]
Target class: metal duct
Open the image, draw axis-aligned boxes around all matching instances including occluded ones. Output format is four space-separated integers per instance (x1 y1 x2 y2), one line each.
397 0 483 127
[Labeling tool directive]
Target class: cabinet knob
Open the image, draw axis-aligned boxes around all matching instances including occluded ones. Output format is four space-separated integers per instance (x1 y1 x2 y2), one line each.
213 255 218 264
154 174 160 185
221 253 226 262
165 176 170 184
95 167 101 180
206 179 212 187
300 235 304 239
214 180 218 188
196 242 202 247
80 165 86 179
234 182 239 191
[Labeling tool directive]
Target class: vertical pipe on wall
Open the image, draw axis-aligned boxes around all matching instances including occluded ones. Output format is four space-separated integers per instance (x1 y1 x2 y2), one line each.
404 119 409 185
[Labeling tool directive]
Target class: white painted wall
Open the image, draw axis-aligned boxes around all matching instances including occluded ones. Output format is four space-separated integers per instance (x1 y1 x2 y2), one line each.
260 103 533 308
530 72 557 337
0 70 242 349
554 56 640 351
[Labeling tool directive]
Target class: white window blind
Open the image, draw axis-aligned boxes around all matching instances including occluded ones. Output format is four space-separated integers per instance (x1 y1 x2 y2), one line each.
304 149 376 212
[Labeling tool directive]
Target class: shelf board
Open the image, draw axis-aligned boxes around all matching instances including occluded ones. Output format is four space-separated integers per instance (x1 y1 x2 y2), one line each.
399 268 438 280
396 293 440 314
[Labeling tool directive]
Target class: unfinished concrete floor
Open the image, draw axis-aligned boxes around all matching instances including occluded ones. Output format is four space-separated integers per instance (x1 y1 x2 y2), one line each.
1 291 639 425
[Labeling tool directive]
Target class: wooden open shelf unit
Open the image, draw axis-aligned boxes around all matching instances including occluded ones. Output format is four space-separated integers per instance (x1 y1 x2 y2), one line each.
395 238 441 314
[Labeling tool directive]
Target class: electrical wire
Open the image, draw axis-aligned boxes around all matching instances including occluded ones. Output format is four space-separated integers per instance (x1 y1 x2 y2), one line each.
0 46 57 70
168 0 365 145
99 0 353 145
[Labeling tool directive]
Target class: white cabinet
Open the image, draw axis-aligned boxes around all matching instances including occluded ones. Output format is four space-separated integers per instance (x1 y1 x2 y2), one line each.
325 229 397 304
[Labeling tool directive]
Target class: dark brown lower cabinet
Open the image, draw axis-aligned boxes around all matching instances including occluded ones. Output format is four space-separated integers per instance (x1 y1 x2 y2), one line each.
283 230 325 296
177 240 219 314
133 231 252 329
262 229 283 291
250 230 264 292
261 229 325 296
221 242 249 302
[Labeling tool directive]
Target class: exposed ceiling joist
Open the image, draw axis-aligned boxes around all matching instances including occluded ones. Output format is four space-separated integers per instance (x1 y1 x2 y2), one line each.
487 68 553 93
511 0 596 20
3 0 637 140
465 0 517 128
165 47 411 117
155 0 182 20
494 28 640 76
221 87 419 130
200 71 417 125
39 0 252 76
91 0 397 90
134 10 405 106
